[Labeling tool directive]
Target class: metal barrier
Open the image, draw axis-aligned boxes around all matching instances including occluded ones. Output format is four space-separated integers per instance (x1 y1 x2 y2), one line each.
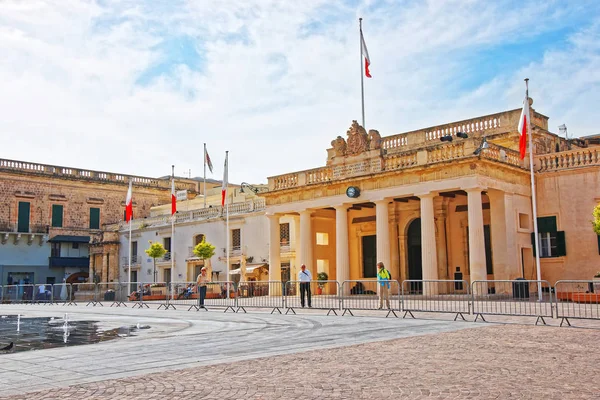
97 282 126 307
471 280 553 325
72 283 98 306
554 280 600 326
165 281 235 311
284 280 340 315
167 281 197 310
340 280 400 317
235 281 285 314
401 280 470 321
52 283 75 305
1 285 35 304
128 282 152 309
33 284 52 304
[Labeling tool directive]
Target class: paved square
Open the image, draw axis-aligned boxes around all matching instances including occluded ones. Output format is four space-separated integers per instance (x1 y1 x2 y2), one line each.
0 305 598 399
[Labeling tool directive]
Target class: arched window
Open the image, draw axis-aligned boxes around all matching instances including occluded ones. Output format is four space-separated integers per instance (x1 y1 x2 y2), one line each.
194 234 205 245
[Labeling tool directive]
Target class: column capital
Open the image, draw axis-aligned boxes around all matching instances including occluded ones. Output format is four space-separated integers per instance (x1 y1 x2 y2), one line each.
298 209 313 216
373 198 391 205
462 186 487 193
332 203 350 210
266 213 281 219
416 191 438 199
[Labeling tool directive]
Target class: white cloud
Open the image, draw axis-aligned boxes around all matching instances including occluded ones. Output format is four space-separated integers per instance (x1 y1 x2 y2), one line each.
0 0 599 183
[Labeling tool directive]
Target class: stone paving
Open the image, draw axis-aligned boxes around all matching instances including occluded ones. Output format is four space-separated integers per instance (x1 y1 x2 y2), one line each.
0 305 599 399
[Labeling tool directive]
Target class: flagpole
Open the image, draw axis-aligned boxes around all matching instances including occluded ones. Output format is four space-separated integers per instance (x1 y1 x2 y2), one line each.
128 181 132 294
171 165 175 280
203 143 207 209
359 17 365 129
525 79 543 299
225 151 230 296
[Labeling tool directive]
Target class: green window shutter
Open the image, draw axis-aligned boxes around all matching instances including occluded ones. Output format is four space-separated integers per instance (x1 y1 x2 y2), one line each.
530 232 536 257
89 208 100 229
51 205 63 228
597 235 600 255
537 216 557 232
556 231 566 256
17 202 30 233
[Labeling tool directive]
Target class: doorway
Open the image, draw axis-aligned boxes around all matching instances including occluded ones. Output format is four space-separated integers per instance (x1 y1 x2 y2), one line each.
362 235 377 278
163 268 171 285
407 218 422 293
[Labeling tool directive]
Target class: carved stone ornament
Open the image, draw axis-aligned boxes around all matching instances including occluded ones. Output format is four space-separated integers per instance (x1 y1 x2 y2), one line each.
331 136 347 157
368 129 382 150
346 120 369 155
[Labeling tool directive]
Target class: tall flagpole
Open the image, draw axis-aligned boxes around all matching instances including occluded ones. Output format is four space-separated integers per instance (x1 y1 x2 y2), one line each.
171 165 175 279
203 143 207 209
128 181 132 293
359 17 365 129
525 79 542 299
225 151 230 290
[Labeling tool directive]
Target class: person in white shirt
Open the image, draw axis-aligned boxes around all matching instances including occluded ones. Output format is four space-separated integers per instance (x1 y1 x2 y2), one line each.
298 264 312 308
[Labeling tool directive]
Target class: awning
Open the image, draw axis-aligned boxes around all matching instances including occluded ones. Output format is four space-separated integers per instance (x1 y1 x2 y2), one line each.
229 264 268 275
48 235 91 243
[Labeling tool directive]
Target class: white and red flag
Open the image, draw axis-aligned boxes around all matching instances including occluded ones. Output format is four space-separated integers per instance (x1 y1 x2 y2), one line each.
125 181 133 222
205 147 214 174
361 29 371 78
518 94 530 160
221 152 228 207
171 178 176 215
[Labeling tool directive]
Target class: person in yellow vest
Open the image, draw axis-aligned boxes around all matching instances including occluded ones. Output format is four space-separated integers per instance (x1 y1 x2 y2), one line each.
377 262 391 309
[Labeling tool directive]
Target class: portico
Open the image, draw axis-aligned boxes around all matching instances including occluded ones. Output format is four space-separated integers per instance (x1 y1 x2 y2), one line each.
263 110 544 292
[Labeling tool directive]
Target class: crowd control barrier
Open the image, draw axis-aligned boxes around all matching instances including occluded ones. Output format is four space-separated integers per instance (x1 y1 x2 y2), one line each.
340 280 400 317
284 280 340 315
235 281 285 314
554 280 600 326
401 280 470 321
471 280 553 325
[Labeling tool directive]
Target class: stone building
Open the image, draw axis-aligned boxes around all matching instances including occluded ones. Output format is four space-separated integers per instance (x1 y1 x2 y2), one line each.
0 159 198 285
262 101 600 292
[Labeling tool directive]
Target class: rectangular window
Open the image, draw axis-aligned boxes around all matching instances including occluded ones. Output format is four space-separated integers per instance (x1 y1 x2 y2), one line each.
89 208 100 229
316 232 329 246
316 259 329 274
72 242 79 249
132 241 138 262
51 204 63 228
232 229 241 248
531 216 566 258
280 223 290 244
51 242 61 257
17 201 30 233
163 237 171 252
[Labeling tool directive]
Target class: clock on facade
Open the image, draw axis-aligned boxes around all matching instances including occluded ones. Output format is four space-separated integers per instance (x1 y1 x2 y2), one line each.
346 186 360 198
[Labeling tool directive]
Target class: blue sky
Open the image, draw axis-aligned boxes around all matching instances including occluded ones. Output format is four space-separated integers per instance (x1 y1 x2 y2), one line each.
1 0 599 183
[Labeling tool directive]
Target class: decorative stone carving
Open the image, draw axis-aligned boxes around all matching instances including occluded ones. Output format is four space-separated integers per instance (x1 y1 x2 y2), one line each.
346 120 369 155
331 136 347 157
368 129 382 150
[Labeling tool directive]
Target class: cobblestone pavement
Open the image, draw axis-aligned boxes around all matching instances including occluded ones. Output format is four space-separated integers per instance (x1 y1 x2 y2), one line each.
2 324 599 400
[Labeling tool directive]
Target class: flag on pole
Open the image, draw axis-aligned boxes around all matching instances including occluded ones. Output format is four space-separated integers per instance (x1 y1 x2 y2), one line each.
125 181 133 222
205 147 214 174
361 29 371 78
171 178 176 215
221 153 228 207
518 95 529 160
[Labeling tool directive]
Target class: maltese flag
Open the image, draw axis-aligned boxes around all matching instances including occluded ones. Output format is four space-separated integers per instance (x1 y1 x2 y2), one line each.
361 30 371 78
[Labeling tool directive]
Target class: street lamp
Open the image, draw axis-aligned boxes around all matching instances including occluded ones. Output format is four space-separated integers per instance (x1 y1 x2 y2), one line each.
239 182 260 194
440 131 468 142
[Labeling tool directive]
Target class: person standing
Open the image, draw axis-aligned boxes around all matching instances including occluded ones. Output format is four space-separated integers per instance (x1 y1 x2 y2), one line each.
298 264 312 308
196 267 210 308
377 262 392 309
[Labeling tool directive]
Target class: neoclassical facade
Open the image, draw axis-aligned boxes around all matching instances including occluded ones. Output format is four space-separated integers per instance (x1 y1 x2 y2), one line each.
263 102 600 292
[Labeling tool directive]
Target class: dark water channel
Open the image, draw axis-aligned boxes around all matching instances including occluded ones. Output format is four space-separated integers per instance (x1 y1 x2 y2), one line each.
0 315 142 353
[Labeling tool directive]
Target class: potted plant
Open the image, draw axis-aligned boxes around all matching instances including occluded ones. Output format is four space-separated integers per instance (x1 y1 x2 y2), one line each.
316 272 328 295
145 241 166 283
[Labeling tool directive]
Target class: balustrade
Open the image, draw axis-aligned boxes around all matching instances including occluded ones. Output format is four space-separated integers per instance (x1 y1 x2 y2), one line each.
537 147 600 172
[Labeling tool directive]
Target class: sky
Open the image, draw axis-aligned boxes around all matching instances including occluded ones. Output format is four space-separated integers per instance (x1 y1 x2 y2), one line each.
1 0 599 184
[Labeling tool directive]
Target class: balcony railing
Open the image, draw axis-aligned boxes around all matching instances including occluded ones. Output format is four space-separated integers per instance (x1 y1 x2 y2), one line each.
109 198 266 232
221 246 244 256
537 147 600 173
157 252 172 263
121 255 140 265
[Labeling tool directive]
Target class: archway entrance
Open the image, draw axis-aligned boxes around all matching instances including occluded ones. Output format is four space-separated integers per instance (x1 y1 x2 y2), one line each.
407 218 422 293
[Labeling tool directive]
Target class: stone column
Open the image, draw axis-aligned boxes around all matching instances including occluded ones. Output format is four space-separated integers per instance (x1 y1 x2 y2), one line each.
419 193 438 292
267 214 281 282
293 215 301 281
488 190 517 281
389 210 400 282
466 187 487 294
374 200 391 270
435 209 448 281
102 252 109 283
299 210 313 271
335 204 350 295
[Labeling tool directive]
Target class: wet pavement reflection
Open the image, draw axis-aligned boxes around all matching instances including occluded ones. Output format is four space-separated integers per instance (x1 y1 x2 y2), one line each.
0 314 144 353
